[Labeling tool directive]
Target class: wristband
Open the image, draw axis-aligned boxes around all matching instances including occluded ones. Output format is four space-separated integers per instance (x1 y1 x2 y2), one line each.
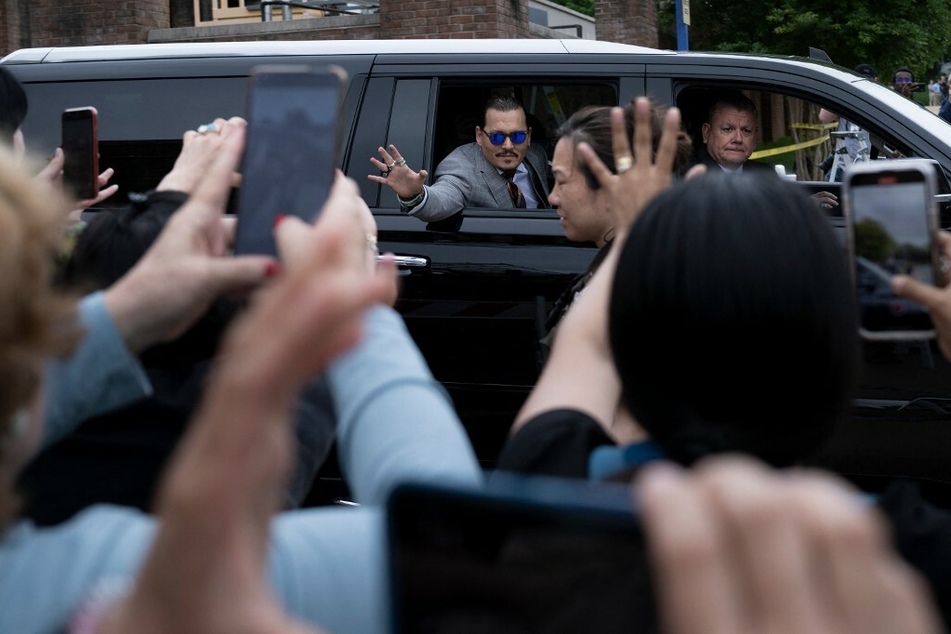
398 189 424 208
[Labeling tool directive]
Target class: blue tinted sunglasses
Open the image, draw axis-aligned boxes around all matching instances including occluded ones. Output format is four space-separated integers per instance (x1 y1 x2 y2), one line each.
485 130 528 145
895 76 914 84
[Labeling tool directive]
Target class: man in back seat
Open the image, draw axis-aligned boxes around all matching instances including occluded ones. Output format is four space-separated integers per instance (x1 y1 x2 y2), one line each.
368 96 550 222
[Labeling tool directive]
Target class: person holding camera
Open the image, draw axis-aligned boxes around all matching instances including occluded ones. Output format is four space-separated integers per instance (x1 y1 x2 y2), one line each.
893 67 921 100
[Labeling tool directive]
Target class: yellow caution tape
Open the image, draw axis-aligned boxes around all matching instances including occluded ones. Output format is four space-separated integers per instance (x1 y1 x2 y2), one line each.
791 122 838 131
750 133 830 159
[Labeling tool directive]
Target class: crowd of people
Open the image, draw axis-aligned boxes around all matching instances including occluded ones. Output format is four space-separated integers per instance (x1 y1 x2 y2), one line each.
1 61 951 632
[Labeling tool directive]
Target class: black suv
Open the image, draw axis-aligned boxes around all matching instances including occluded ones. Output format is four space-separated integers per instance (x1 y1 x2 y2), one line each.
5 39 951 502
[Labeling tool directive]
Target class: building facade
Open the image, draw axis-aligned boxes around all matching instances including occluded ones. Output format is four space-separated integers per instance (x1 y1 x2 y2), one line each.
0 0 656 54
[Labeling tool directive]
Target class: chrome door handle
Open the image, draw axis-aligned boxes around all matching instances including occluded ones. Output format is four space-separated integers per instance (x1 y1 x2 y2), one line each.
378 254 429 268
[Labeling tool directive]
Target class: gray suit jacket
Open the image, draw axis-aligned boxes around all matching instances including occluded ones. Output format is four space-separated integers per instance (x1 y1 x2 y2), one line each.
407 142 550 222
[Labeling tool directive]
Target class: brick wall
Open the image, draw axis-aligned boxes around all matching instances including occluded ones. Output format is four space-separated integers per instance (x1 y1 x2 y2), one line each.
25 0 170 47
0 0 27 53
380 0 529 39
150 15 381 43
1 0 658 55
596 0 657 47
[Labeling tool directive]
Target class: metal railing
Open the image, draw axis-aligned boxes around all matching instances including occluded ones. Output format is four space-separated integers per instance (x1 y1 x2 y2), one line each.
256 0 378 21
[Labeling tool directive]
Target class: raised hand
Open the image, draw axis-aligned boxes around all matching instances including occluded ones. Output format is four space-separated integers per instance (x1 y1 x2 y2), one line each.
892 230 951 361
638 456 941 634
574 97 695 235
368 143 428 200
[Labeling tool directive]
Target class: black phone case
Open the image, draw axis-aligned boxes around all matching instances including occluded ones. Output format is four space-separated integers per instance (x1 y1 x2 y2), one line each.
386 474 657 633
233 65 347 258
61 107 99 200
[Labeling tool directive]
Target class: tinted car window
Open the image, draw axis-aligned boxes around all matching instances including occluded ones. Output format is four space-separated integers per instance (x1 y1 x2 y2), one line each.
24 78 248 152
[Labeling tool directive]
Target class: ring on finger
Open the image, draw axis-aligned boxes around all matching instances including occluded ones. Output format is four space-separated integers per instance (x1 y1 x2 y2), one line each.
615 155 634 173
387 160 397 169
395 158 407 167
197 122 219 134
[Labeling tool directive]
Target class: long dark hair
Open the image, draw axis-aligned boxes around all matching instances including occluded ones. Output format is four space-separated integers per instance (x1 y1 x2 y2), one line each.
609 172 859 467
0 68 28 148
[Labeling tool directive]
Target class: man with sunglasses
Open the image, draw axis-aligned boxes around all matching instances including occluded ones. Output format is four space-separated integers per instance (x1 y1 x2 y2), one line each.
369 96 550 222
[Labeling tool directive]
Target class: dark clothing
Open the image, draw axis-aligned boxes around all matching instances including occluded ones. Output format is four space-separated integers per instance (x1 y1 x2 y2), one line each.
17 348 336 527
940 96 951 123
19 190 337 527
690 144 777 175
496 409 616 478
877 479 951 627
499 409 951 631
539 241 614 367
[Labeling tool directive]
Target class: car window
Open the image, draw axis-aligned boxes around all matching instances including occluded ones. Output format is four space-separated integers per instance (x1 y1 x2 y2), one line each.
23 78 249 153
434 82 618 169
674 83 947 188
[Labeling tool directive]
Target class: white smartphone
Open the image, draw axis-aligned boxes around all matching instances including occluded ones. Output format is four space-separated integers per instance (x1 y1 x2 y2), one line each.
234 64 347 258
843 159 942 340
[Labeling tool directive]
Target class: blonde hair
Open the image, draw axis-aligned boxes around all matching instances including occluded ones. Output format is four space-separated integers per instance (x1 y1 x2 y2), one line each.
0 146 80 529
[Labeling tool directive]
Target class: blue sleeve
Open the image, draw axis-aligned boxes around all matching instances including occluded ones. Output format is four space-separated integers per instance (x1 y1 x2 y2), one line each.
42 292 153 447
327 305 483 506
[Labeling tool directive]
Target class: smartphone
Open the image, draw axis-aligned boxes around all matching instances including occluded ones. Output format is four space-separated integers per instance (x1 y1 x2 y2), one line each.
233 64 347 258
386 473 656 633
61 107 99 200
843 159 941 340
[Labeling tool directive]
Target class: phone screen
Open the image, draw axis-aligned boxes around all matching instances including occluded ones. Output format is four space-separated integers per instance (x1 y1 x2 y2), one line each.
234 65 346 257
846 163 938 339
61 107 99 200
387 476 656 633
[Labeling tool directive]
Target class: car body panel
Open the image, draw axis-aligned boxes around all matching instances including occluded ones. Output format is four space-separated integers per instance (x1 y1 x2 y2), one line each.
5 40 951 499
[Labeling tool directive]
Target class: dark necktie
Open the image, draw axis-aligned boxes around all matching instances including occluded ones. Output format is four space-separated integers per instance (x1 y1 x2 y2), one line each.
502 169 526 208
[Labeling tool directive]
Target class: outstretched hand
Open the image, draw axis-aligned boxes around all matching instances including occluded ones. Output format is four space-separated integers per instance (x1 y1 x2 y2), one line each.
574 97 699 236
97 135 396 634
638 457 941 634
102 116 276 354
892 230 951 361
35 148 119 222
156 117 242 193
368 143 428 199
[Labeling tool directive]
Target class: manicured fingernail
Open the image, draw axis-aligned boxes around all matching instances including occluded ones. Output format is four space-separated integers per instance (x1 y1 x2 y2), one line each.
264 261 280 278
273 214 287 228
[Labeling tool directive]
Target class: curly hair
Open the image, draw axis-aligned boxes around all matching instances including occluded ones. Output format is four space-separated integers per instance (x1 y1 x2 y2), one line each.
555 98 693 190
0 146 80 530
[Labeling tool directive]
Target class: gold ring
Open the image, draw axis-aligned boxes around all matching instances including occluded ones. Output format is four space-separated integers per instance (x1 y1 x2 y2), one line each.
615 155 634 173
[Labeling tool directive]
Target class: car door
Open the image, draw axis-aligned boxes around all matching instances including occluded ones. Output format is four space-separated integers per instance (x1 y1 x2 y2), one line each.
644 58 951 502
344 55 645 463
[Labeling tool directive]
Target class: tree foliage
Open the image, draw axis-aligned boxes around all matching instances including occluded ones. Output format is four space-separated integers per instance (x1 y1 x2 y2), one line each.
656 0 951 81
548 0 595 17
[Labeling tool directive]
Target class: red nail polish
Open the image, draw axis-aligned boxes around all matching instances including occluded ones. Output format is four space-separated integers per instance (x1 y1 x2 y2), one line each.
273 214 287 228
264 261 280 278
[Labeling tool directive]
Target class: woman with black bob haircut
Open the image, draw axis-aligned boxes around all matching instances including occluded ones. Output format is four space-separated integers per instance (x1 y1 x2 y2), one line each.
499 98 860 479
608 172 859 468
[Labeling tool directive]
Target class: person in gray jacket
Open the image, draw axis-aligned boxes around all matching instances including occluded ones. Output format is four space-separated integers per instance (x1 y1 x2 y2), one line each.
369 95 550 223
